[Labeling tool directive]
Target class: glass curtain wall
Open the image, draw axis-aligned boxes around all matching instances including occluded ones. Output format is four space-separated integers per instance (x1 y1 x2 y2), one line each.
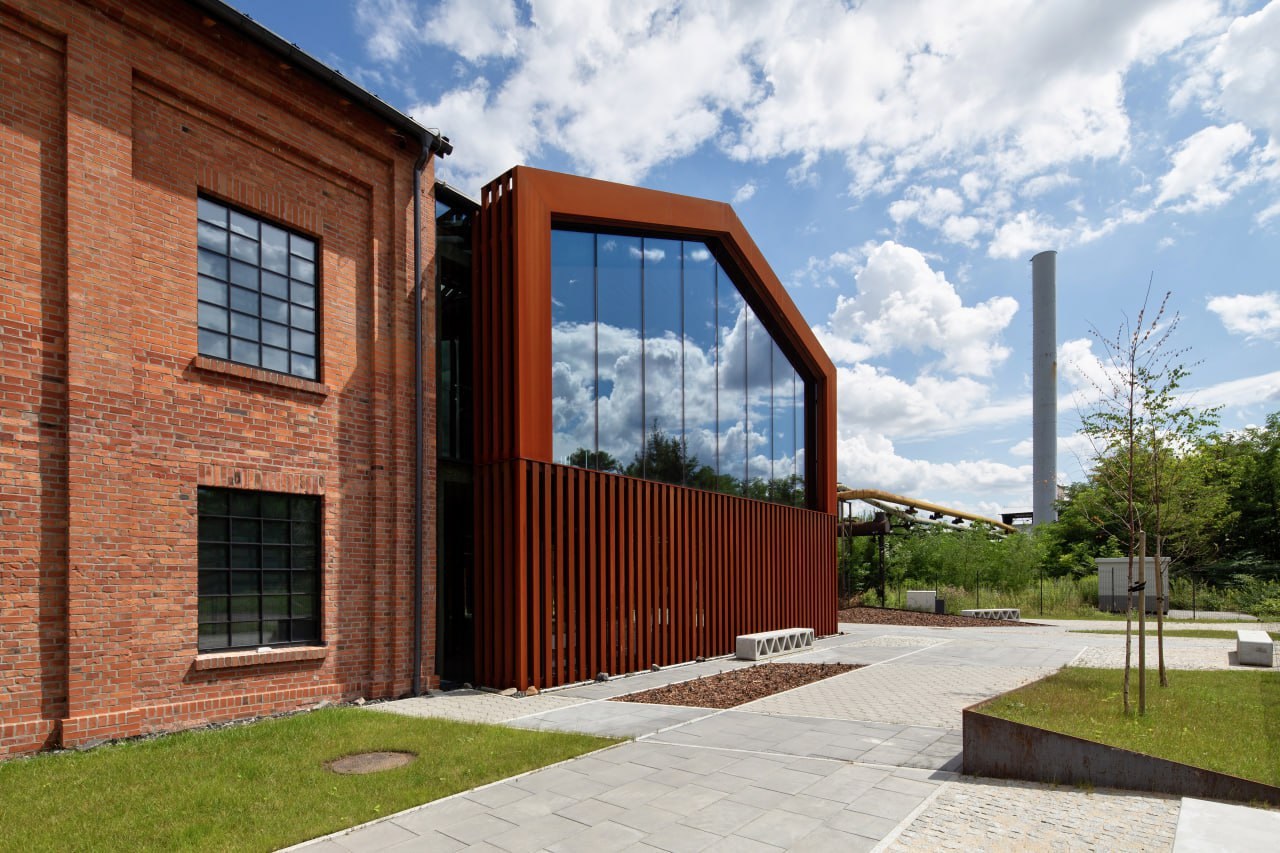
550 228 806 507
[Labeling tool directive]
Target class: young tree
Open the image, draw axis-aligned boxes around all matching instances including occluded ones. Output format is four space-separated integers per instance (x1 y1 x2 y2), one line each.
1137 382 1222 686
1077 287 1214 711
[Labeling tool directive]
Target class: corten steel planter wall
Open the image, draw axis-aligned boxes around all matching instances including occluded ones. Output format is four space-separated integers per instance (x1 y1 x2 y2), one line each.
472 168 838 690
963 706 1280 806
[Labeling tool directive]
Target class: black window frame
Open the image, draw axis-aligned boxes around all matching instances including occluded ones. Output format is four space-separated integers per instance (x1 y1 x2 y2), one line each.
197 486 322 652
195 195 321 381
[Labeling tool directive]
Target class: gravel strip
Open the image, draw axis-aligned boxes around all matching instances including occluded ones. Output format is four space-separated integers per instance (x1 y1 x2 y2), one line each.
612 663 859 710
837 606 1034 628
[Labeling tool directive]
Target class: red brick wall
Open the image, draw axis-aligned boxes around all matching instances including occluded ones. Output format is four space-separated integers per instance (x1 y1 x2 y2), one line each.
0 0 438 757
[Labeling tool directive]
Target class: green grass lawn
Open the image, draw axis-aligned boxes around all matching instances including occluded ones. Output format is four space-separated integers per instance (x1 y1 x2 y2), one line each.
1038 611 1242 623
979 667 1280 786
0 707 618 852
1068 628 1242 639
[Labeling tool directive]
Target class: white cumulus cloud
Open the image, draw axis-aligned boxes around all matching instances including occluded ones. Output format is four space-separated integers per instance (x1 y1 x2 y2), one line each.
383 0 1227 210
1154 123 1257 211
816 241 1019 376
1207 291 1280 340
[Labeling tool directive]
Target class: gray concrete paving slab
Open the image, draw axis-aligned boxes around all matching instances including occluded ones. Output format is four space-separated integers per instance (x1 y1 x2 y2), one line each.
290 621 1268 852
368 690 589 725
508 701 712 738
1172 797 1280 853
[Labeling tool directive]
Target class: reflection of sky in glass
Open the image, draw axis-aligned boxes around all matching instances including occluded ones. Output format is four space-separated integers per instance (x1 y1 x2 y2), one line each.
683 249 717 477
550 231 595 464
718 279 747 491
550 229 808 504
746 306 773 482
598 235 643 468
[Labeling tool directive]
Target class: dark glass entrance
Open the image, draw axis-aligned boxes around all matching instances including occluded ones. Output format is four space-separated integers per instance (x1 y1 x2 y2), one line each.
436 184 476 684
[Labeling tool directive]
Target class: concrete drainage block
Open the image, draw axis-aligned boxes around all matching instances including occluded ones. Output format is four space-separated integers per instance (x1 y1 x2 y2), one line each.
736 627 814 661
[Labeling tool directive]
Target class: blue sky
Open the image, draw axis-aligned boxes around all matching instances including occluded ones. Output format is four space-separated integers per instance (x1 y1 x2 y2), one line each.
231 0 1280 517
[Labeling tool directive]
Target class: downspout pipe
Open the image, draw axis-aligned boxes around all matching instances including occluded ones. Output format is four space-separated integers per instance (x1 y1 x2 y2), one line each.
412 129 449 695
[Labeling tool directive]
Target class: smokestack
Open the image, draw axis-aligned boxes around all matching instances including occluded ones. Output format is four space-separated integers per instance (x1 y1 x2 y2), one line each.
1032 251 1057 527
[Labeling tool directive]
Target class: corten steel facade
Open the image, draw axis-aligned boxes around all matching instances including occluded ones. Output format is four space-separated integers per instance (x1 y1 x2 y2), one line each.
469 168 838 690
0 1 837 757
0 0 444 757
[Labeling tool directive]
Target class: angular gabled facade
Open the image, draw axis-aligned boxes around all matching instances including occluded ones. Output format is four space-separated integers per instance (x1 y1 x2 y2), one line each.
458 168 838 689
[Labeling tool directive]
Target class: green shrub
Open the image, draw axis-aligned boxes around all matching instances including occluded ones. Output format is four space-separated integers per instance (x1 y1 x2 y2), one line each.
1077 574 1099 607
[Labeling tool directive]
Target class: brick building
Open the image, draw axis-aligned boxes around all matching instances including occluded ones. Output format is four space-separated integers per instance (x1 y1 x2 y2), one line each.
0 0 450 756
0 0 836 759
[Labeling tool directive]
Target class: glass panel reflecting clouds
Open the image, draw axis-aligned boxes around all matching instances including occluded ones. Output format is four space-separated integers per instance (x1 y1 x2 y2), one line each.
717 275 747 495
550 229 807 506
642 238 682 484
682 242 718 490
551 230 596 467
773 340 799 506
597 235 643 473
745 306 773 497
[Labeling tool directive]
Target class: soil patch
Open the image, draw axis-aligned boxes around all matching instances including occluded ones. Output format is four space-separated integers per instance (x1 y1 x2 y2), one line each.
837 606 1035 628
326 751 416 775
613 663 858 710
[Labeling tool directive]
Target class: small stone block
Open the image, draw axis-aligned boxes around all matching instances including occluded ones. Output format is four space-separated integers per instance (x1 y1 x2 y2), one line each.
1237 629 1274 667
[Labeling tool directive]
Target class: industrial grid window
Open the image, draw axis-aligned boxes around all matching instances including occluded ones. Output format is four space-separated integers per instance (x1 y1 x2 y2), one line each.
197 486 321 651
195 196 319 380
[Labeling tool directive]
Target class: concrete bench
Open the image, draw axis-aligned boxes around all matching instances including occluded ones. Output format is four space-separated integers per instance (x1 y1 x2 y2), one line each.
736 627 814 661
1236 629 1274 667
961 608 1020 621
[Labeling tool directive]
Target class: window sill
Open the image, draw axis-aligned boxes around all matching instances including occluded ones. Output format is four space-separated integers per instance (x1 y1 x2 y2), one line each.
191 356 329 396
193 645 328 671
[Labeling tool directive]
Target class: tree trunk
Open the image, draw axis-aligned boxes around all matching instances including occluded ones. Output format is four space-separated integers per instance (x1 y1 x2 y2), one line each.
1123 550 1133 714
1138 531 1147 715
1156 535 1168 687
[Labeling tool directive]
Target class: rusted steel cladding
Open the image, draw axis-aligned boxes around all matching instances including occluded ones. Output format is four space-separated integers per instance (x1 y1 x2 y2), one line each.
473 461 836 689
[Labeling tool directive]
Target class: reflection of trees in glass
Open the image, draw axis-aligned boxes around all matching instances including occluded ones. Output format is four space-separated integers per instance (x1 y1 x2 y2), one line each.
627 419 687 484
565 447 622 473
562 420 805 505
744 473 806 507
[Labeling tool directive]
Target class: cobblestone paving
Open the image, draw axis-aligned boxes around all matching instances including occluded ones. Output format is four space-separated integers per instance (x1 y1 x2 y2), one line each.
1072 642 1279 670
891 776 1182 852
743 663 1057 729
648 710 963 771
842 635 950 648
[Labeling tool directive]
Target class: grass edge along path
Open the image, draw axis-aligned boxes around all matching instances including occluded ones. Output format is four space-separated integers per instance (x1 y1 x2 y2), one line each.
1067 629 1243 639
979 667 1279 787
0 706 619 852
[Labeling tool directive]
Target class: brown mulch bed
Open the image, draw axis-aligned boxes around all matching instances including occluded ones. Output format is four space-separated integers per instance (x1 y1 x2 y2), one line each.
837 606 1036 627
613 663 858 710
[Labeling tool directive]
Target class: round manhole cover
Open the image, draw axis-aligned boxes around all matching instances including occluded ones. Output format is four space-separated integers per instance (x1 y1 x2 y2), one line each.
326 751 416 775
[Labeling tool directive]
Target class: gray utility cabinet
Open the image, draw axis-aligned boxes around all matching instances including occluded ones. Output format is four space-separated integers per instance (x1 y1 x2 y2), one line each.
1096 557 1170 613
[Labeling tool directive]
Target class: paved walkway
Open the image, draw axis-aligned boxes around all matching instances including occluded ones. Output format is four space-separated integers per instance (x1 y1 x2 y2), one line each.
290 620 1276 852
